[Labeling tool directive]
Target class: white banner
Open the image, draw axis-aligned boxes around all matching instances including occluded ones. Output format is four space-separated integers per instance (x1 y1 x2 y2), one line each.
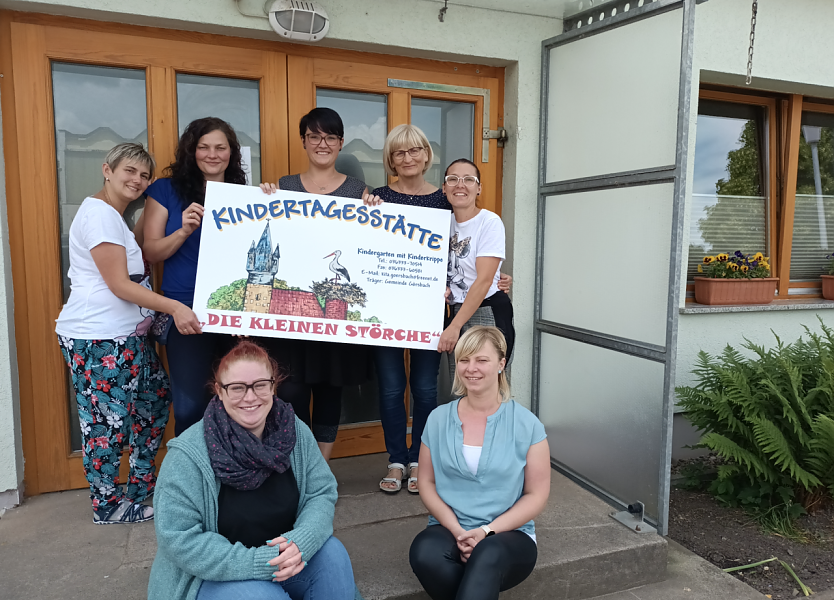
193 182 451 350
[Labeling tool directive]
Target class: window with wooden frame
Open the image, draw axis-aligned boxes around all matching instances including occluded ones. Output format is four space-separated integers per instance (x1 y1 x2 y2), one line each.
687 88 834 301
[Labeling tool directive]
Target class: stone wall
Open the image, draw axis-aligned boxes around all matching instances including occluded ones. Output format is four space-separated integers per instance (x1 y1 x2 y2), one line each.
325 299 348 320
270 290 324 318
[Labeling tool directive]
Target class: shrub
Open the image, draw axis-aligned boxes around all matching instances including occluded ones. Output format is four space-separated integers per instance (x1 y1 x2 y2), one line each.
207 279 246 311
676 319 834 511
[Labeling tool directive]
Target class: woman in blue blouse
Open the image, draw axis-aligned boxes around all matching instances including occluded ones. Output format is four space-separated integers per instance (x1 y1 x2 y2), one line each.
143 117 247 435
410 326 550 600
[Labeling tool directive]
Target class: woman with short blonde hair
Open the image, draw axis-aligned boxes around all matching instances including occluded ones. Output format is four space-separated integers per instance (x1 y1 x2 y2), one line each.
382 124 434 177
56 142 201 524
410 326 550 600
373 126 511 495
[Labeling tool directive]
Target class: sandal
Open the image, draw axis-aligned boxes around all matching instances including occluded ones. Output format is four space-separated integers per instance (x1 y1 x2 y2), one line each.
407 462 419 494
379 462 406 494
93 499 154 525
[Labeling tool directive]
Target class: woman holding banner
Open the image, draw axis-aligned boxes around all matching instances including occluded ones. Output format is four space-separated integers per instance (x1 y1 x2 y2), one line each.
56 142 202 524
143 117 248 435
437 159 515 383
372 126 511 495
260 107 381 462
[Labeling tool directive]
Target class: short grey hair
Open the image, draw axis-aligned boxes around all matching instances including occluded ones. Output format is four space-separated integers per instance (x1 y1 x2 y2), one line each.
103 143 156 179
382 124 433 177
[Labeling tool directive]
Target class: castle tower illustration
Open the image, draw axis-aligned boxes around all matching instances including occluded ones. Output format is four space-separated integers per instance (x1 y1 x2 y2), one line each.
243 223 281 314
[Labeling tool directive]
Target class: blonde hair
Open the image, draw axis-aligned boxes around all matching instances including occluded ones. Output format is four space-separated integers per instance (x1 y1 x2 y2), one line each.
452 326 511 401
382 124 433 176
103 142 156 180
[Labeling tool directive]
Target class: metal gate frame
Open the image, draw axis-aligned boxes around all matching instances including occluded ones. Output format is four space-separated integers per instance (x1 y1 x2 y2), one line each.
532 0 698 535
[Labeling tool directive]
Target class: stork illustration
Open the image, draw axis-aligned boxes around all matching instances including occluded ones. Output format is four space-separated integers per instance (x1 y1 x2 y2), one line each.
324 250 350 283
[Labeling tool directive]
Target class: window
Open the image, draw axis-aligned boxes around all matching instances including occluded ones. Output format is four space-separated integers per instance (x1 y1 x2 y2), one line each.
688 99 769 282
688 89 834 300
790 112 834 280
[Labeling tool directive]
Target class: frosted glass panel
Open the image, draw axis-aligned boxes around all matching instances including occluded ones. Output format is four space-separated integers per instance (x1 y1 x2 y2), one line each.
546 8 682 183
540 184 674 346
538 334 665 521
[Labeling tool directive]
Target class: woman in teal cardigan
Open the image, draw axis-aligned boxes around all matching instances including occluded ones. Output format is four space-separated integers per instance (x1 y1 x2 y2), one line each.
148 340 356 600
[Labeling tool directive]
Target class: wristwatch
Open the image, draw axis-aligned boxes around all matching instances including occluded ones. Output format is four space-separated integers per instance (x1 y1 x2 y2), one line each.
479 525 495 537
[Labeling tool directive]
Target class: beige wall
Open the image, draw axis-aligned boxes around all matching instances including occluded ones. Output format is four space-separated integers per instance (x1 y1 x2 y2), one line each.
676 0 834 400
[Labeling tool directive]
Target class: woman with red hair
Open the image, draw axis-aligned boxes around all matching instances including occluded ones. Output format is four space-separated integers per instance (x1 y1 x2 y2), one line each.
149 340 356 600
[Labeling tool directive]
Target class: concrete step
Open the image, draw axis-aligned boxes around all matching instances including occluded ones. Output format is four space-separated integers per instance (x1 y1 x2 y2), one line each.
331 453 668 600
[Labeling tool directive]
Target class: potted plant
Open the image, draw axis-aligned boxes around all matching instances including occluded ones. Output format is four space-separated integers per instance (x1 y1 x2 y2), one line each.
822 254 834 300
694 251 777 305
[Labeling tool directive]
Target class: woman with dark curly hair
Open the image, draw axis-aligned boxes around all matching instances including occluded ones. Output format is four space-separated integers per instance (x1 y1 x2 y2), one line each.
144 117 248 435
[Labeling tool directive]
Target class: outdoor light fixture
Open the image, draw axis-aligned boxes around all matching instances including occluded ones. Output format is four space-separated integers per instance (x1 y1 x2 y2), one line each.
267 0 330 41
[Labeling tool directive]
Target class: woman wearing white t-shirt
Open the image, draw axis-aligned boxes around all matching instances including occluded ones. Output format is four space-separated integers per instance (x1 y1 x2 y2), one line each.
55 143 201 525
437 159 515 376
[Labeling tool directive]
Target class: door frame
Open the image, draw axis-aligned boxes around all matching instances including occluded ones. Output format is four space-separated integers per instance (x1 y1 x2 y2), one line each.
0 10 504 493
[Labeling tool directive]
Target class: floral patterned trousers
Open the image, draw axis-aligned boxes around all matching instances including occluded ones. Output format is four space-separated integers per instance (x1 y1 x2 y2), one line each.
58 335 171 509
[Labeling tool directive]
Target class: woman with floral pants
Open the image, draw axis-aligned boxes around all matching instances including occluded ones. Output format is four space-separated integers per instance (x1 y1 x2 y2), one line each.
55 143 202 524
59 336 170 508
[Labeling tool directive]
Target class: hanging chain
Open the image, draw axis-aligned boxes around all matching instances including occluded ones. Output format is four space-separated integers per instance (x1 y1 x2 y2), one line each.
745 0 758 85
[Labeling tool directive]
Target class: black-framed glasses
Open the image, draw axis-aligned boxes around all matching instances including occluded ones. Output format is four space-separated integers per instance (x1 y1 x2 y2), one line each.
305 133 342 146
391 146 426 161
444 175 480 187
219 378 275 400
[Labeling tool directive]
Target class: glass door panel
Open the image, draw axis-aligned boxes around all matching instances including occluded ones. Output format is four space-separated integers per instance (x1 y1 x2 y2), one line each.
176 74 262 185
313 89 388 426
411 98 475 188
51 62 149 452
316 89 388 191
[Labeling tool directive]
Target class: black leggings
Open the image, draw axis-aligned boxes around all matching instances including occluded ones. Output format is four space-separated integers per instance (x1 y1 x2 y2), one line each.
276 378 342 443
409 525 537 600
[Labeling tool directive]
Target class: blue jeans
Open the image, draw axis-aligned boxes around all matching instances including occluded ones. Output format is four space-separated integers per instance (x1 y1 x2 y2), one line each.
374 347 441 465
196 536 355 600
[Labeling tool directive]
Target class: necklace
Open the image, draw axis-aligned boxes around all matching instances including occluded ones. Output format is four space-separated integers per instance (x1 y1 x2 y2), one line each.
308 172 336 192
396 180 427 197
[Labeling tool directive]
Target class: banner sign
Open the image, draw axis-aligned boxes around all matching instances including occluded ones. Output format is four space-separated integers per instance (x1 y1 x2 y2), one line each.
193 182 451 350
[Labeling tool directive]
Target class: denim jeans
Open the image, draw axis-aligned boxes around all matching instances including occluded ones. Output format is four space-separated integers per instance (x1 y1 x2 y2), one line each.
196 536 355 600
374 346 441 465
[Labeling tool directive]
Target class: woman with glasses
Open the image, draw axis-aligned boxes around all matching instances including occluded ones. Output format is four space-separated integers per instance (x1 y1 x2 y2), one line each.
260 107 380 462
372 126 511 495
437 159 515 383
149 340 356 600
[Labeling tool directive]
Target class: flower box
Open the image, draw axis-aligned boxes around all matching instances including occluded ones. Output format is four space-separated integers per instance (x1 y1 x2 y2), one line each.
693 277 778 306
822 275 834 301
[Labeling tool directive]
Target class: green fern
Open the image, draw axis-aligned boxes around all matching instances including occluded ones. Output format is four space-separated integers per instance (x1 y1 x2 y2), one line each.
676 320 834 509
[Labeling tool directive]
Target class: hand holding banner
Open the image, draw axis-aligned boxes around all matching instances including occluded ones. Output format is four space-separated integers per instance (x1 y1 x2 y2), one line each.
193 182 451 350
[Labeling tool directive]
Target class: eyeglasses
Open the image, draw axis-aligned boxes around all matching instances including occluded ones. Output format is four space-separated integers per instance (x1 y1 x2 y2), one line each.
305 133 342 146
219 378 275 400
444 175 480 187
391 147 426 161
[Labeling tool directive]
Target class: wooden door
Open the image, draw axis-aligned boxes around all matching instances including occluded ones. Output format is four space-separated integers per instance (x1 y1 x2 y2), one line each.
2 16 288 494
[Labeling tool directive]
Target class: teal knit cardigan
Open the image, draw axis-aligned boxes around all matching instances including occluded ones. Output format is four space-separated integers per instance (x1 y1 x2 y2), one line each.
148 417 338 600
